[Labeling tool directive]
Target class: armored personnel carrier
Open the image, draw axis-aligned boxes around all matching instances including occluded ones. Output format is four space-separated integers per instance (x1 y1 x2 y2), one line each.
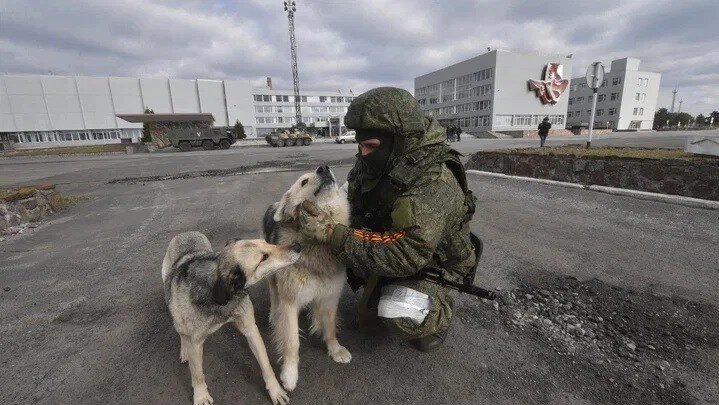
167 128 236 151
265 129 312 147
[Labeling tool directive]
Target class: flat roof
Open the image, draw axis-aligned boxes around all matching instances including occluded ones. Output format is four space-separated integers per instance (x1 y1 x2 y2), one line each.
116 113 215 123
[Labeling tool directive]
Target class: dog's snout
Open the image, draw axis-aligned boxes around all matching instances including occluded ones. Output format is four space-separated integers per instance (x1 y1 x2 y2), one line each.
316 165 329 174
290 243 302 253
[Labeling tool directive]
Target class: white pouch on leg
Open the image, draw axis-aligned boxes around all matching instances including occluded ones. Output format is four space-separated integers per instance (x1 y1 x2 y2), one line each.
377 285 432 325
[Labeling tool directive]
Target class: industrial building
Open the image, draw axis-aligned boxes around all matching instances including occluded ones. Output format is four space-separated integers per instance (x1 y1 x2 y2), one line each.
414 49 573 136
565 57 661 130
0 74 353 149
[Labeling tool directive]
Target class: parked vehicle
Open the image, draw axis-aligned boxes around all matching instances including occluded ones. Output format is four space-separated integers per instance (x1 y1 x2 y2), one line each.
167 128 236 152
335 130 356 144
265 129 313 147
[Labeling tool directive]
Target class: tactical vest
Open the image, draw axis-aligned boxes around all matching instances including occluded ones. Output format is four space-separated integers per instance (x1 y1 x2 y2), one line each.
347 144 478 280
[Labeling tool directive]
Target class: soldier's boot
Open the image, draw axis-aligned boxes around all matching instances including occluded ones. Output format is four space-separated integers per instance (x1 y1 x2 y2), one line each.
409 324 450 352
357 276 381 332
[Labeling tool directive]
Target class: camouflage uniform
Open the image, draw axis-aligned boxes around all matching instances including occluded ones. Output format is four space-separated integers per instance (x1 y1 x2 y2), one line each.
322 87 477 340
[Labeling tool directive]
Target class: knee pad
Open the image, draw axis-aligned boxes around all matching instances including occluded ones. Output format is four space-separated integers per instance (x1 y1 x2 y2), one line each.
377 285 432 325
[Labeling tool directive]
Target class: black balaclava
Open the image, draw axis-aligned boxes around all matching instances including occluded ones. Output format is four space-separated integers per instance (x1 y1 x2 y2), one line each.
355 129 394 193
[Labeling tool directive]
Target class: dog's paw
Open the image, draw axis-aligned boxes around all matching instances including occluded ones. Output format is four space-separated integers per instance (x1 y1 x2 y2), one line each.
328 344 352 363
268 383 290 405
193 385 213 405
280 364 298 391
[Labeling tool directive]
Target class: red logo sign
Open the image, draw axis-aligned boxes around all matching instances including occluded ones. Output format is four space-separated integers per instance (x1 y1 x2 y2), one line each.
528 63 569 105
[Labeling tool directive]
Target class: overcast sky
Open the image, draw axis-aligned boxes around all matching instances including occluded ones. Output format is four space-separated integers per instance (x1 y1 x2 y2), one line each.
1 0 716 115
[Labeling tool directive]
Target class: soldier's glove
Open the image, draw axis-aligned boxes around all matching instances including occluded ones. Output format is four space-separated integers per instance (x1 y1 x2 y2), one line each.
297 200 337 244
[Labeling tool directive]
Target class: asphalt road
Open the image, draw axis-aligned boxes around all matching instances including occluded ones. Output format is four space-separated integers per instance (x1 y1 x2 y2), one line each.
1 129 717 404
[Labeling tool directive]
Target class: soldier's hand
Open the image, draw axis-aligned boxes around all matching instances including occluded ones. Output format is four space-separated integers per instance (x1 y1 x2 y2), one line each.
297 200 336 244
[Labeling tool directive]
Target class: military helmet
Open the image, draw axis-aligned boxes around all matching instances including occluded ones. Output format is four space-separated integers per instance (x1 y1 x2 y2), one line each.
344 87 426 138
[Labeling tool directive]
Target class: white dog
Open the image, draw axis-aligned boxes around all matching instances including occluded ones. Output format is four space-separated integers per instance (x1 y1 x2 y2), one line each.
262 165 352 391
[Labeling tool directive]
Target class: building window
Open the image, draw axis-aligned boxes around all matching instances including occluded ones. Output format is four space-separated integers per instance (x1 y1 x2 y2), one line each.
639 108 644 115
568 98 574 105
577 97 584 103
612 77 620 85
575 110 581 116
609 108 616 115
301 96 307 102
640 93 646 101
596 109 604 116
319 96 327 102
643 78 649 86
597 94 605 102
568 112 573 118
633 108 638 116
254 95 263 102
263 95 271 102
610 92 618 100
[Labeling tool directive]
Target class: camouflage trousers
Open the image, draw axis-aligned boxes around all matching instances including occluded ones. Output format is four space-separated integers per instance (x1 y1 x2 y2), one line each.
359 275 455 340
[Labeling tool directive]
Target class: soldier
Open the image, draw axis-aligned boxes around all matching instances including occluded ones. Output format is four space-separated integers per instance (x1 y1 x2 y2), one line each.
296 87 478 352
538 116 551 147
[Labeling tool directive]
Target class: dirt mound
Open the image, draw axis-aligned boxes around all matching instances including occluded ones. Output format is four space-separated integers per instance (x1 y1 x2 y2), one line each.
493 276 719 404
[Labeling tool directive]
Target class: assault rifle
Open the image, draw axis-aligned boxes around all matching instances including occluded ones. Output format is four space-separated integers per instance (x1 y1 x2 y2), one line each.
420 232 496 300
421 266 497 300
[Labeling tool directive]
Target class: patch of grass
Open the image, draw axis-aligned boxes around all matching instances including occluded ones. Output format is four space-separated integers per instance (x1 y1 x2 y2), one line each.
1 184 56 202
499 146 706 160
2 144 127 157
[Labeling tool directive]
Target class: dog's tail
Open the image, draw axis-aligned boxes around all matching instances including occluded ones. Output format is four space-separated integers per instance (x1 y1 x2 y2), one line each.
162 231 212 282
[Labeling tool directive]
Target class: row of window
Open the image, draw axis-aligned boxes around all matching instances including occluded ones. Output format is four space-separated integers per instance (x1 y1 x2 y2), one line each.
253 95 354 103
439 115 492 128
415 68 494 98
417 84 493 105
635 93 647 102
637 77 650 87
633 107 645 116
424 100 493 117
256 116 338 125
13 129 137 143
571 77 623 92
494 114 565 127
568 108 617 118
569 92 620 105
255 105 347 114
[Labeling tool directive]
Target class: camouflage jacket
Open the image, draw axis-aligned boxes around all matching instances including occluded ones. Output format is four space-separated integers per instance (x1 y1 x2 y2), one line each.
326 87 476 281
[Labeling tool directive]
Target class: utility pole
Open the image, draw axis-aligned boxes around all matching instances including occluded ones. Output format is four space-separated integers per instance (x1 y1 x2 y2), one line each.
670 86 678 113
284 1 302 126
678 99 683 113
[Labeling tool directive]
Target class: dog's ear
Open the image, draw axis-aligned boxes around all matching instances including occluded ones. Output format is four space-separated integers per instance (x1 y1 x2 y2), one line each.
211 273 232 306
273 192 292 222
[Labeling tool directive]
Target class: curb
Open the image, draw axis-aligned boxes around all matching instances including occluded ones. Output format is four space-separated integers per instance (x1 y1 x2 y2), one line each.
466 170 719 211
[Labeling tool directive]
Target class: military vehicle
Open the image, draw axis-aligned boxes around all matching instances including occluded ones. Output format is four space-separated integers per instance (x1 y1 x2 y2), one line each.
265 129 313 147
167 128 236 152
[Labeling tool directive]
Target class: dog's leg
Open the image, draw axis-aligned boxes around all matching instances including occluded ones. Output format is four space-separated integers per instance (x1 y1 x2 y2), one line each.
272 301 300 391
313 294 352 363
180 334 190 363
186 338 213 405
234 298 289 405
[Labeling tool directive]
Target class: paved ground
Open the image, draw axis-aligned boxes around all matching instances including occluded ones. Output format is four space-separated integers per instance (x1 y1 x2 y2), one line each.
1 129 717 404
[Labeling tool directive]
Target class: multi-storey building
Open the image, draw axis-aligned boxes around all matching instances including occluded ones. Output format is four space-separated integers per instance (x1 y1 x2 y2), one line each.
565 57 661 130
0 74 353 149
414 49 572 136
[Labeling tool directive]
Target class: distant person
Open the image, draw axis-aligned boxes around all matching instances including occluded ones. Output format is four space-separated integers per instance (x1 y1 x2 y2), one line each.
538 117 551 147
456 126 462 142
445 125 452 142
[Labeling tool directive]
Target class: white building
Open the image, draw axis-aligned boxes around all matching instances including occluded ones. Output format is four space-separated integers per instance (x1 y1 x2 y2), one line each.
565 57 661 130
414 49 573 136
0 74 353 149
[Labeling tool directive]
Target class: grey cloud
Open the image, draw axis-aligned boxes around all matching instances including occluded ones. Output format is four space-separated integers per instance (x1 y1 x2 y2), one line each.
0 0 716 114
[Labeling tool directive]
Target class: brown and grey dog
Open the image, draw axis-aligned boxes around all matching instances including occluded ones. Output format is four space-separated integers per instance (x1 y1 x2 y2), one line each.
262 165 351 392
162 231 301 405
